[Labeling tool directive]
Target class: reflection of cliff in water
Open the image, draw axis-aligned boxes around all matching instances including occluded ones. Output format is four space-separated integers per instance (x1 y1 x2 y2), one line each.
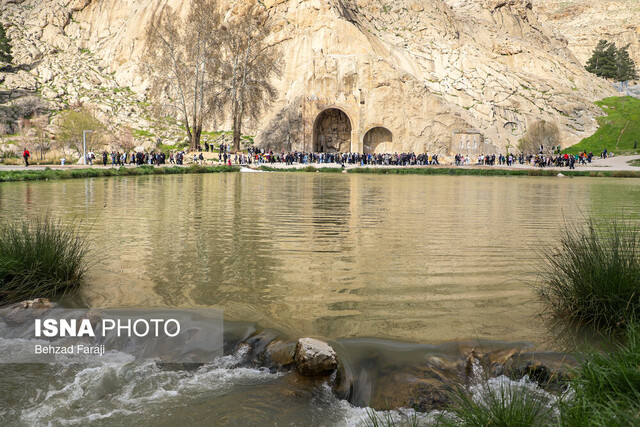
1 173 640 347
146 174 284 319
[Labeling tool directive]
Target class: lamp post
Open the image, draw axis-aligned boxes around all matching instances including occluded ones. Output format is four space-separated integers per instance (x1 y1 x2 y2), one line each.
83 130 93 165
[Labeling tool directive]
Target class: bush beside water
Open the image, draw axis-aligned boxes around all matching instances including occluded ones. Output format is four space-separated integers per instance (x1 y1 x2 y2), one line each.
433 216 640 427
537 219 640 332
0 217 89 305
440 381 556 427
560 324 640 426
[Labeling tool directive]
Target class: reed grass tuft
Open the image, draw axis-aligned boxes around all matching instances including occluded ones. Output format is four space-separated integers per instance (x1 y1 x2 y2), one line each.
537 218 640 332
0 216 89 305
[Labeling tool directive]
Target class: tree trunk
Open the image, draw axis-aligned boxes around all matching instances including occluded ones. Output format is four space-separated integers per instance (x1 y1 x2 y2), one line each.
233 118 242 152
190 125 202 151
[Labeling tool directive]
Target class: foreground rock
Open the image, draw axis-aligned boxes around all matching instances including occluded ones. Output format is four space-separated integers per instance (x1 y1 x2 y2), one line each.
294 338 339 376
1 297 55 326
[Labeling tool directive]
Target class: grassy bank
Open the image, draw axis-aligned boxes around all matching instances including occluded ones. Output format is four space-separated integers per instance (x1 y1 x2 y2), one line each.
438 325 640 426
564 96 640 155
537 219 640 332
0 217 89 305
0 165 240 183
560 324 640 426
260 165 640 178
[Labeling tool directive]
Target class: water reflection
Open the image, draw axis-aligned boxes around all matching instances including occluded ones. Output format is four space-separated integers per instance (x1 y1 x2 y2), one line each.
1 173 639 349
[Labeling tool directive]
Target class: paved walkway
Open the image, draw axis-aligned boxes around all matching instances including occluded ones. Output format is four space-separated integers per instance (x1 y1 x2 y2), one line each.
2 155 640 172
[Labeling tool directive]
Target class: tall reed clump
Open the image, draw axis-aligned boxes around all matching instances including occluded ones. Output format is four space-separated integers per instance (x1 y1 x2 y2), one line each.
537 218 640 332
0 216 89 305
559 323 640 426
439 381 556 426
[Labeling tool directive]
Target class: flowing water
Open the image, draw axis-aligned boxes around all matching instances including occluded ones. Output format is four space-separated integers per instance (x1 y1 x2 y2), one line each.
1 172 639 425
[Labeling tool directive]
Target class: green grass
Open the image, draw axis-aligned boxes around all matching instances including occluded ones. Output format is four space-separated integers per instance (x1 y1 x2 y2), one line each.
0 165 239 183
440 382 556 426
0 216 89 305
559 324 640 426
133 129 155 139
364 408 419 426
158 142 189 152
438 324 640 426
537 218 640 333
564 97 640 155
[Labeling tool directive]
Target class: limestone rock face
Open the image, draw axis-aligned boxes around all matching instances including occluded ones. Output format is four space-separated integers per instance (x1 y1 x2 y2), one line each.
294 338 338 376
537 0 640 71
0 0 623 154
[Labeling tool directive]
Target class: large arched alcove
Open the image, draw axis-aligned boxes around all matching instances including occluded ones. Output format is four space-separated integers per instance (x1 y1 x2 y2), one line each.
313 108 352 153
363 127 393 154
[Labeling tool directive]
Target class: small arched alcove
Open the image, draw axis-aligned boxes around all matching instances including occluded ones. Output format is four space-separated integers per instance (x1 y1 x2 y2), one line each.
363 127 393 154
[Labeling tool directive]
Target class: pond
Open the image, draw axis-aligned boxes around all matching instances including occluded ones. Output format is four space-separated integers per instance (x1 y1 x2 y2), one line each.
1 172 639 424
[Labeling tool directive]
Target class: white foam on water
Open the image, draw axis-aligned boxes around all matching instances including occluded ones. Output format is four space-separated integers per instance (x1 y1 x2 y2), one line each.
310 383 440 426
18 347 281 426
7 338 561 426
240 167 263 173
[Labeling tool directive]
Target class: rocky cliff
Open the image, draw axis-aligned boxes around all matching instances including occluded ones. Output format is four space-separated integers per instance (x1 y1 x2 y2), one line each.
0 0 621 155
537 0 640 71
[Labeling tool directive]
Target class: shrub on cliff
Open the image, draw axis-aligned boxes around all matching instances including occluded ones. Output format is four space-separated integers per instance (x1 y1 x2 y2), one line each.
537 218 640 332
0 22 12 64
0 216 89 305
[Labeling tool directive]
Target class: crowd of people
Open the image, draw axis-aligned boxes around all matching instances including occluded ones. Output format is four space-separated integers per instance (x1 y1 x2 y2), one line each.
239 147 441 166
68 144 606 171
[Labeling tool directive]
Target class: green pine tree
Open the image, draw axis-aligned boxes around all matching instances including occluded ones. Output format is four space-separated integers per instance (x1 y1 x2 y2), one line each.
615 45 638 82
0 22 12 64
586 40 609 75
585 40 617 79
601 43 618 79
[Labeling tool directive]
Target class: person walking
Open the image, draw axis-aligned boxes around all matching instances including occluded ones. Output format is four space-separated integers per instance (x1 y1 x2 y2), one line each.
22 148 30 167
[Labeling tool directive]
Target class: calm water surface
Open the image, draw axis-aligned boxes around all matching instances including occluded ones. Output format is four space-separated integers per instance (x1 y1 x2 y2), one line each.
1 172 638 346
1 172 639 425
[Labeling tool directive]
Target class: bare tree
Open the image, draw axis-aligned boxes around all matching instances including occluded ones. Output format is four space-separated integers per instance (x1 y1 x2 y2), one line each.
31 115 49 160
58 108 104 155
116 126 136 153
143 0 223 151
518 120 561 155
17 118 34 152
220 4 282 151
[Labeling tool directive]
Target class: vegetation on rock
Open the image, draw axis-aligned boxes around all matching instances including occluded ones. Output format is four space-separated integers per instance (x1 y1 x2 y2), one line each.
586 40 638 82
0 22 12 63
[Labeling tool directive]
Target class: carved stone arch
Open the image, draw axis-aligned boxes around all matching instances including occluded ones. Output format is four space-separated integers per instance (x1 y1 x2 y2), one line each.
313 108 353 153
